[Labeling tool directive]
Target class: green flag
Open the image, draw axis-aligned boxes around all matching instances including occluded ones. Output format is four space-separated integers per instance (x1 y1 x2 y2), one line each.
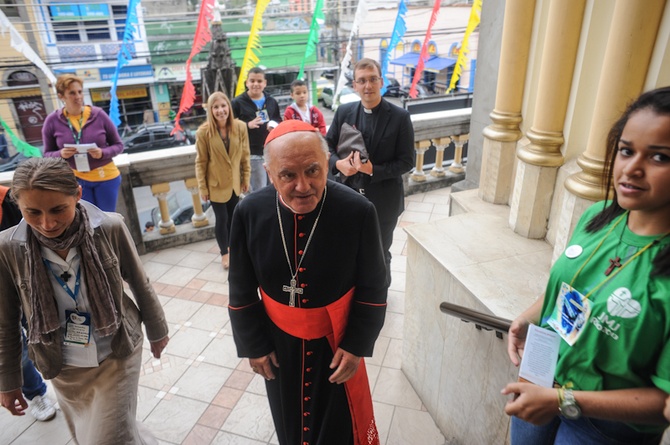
0 117 42 158
298 0 325 80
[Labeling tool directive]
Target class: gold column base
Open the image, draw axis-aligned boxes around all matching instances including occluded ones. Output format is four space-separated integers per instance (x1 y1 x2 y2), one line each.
482 110 523 142
411 141 430 182
516 127 564 167
564 152 607 201
159 225 176 235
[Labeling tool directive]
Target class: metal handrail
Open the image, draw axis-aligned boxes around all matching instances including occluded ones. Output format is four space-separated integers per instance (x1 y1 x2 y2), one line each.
439 302 512 339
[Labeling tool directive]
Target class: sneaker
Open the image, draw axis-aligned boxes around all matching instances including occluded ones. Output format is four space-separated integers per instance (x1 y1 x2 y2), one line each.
29 395 56 421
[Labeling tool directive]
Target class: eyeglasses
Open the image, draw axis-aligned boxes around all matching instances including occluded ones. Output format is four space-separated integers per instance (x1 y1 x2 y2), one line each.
354 77 381 85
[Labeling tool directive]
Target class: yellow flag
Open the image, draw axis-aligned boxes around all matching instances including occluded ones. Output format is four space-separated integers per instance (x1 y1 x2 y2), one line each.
448 0 482 93
235 0 271 97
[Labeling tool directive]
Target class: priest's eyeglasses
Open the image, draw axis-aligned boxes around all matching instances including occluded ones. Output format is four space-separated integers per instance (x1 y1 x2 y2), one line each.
354 77 381 85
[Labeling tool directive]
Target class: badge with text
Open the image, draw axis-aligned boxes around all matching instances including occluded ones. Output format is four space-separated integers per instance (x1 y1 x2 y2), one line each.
64 310 91 346
256 109 269 123
74 153 91 172
547 282 591 346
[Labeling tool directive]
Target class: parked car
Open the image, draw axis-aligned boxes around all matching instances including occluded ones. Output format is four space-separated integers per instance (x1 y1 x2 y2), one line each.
123 123 194 154
321 86 361 111
399 84 431 98
0 152 29 172
150 190 210 227
316 77 333 100
382 77 402 97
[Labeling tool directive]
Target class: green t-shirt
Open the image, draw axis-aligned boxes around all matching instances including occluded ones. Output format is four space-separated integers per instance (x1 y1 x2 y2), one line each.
540 201 670 433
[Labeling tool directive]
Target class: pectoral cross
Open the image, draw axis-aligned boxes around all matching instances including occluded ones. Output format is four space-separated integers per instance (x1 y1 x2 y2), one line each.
60 270 72 282
282 279 303 307
605 256 621 276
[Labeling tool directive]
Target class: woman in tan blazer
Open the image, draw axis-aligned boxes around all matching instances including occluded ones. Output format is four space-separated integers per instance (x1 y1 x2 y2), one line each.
195 92 251 269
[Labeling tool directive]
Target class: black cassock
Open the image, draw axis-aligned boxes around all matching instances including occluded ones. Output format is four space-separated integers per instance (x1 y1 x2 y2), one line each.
228 181 388 445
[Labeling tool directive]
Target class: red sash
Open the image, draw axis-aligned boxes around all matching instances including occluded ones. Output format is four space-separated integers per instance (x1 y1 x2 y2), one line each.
261 287 380 445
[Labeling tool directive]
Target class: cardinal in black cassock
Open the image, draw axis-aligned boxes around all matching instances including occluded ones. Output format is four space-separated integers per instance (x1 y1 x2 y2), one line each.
228 120 388 445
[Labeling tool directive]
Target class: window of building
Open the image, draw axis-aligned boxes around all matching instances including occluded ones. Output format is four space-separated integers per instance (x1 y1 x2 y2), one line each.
48 3 129 43
0 0 19 17
7 70 38 87
85 20 110 40
112 5 127 40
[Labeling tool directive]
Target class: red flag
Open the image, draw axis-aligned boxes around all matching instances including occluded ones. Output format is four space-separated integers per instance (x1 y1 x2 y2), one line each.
409 0 441 99
172 0 216 134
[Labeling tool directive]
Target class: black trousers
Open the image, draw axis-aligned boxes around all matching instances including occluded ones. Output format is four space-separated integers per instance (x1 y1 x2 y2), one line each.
379 217 398 286
210 194 239 255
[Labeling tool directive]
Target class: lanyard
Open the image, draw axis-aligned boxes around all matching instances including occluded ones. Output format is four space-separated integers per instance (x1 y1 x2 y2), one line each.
570 211 670 300
65 110 84 144
45 260 81 309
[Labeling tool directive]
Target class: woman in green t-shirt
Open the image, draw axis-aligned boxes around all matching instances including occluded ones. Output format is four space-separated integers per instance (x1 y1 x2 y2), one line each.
503 87 670 444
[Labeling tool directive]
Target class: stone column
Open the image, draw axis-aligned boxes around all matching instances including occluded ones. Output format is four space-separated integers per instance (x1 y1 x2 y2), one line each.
411 140 430 182
479 0 536 204
151 183 176 235
184 178 209 227
509 0 586 238
557 0 666 258
448 134 469 174
430 137 451 178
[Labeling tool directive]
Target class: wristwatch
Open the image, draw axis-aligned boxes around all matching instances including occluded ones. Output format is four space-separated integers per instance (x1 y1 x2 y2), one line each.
558 388 582 420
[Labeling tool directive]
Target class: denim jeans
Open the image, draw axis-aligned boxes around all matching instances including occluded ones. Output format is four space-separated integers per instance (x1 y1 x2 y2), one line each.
21 332 46 400
78 174 122 212
249 156 267 192
511 415 662 445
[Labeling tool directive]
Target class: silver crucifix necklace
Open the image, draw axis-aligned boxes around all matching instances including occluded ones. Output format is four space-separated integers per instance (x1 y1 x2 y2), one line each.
276 186 327 307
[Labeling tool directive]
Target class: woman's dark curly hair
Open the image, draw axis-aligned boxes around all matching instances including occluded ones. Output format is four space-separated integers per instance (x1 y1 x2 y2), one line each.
585 86 670 277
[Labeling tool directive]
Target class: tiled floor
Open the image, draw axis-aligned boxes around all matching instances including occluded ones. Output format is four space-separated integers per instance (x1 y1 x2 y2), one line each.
0 187 452 445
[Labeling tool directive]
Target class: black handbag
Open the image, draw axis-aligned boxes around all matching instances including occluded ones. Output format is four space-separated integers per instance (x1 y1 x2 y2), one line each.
336 122 369 161
336 122 370 193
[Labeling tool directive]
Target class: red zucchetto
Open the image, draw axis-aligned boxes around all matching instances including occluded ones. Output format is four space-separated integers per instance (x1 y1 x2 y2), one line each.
265 119 320 145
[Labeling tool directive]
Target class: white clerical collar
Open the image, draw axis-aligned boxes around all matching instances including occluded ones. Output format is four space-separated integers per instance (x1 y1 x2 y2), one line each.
362 101 382 114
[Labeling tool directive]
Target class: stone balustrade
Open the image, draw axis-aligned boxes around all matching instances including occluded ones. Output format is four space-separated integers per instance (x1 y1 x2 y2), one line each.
0 108 471 254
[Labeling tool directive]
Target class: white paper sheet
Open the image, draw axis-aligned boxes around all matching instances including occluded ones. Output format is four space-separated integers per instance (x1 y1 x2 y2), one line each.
518 324 561 388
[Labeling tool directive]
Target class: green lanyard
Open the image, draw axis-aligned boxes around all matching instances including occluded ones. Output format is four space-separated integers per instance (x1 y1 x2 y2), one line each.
570 211 670 300
65 110 84 144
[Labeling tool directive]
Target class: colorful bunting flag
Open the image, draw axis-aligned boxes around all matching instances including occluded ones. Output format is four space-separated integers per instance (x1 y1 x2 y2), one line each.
447 0 482 93
380 0 408 96
109 0 141 126
409 0 441 99
297 0 325 80
173 0 217 133
0 117 42 158
0 10 56 86
235 0 271 97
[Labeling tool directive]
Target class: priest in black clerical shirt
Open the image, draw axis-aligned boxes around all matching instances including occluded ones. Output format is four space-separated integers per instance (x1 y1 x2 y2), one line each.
326 58 415 285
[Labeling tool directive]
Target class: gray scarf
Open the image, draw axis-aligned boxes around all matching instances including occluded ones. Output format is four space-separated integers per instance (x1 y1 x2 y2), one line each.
27 203 119 345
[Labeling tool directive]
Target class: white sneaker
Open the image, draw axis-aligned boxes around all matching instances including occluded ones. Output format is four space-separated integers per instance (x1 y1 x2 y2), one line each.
29 395 56 421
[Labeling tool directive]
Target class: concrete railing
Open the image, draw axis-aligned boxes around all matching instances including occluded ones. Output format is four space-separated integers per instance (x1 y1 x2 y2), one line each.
0 108 471 254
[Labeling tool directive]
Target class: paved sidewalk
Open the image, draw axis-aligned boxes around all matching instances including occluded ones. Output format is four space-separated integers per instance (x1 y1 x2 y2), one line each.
0 187 452 445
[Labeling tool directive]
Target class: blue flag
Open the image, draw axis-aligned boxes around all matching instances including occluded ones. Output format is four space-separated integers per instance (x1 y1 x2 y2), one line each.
381 0 408 96
109 0 140 126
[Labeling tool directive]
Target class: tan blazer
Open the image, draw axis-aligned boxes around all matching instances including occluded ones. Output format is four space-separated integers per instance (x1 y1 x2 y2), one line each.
195 119 251 203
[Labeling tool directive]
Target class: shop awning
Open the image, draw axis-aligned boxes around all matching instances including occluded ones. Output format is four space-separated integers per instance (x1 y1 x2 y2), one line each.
425 56 456 71
390 52 421 66
390 53 456 72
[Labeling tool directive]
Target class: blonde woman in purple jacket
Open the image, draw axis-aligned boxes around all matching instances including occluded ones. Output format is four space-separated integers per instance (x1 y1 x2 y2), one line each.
42 74 124 212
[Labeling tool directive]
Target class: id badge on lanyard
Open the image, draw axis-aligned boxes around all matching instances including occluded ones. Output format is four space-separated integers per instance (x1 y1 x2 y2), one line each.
547 282 591 346
64 309 92 346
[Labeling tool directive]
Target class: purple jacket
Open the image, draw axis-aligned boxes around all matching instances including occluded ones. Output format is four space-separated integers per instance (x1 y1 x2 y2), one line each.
42 106 124 170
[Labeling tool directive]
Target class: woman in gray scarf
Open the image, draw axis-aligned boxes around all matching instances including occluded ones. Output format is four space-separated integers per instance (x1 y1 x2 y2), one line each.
0 157 169 444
